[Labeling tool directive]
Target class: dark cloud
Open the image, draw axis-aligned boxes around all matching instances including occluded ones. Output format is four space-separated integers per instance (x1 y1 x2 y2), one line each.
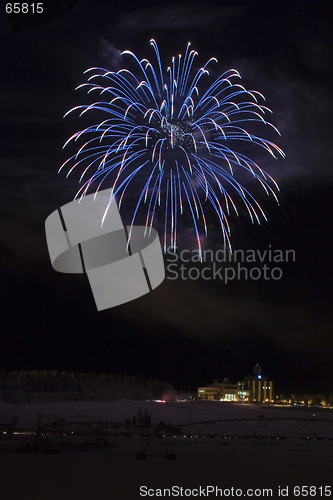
109 276 332 356
100 39 123 69
114 4 245 31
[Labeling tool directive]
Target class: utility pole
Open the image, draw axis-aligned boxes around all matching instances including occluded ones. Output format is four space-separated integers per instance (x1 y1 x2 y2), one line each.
189 410 191 447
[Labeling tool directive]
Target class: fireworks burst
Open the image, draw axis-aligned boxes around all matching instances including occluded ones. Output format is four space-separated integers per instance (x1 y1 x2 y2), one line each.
60 39 285 258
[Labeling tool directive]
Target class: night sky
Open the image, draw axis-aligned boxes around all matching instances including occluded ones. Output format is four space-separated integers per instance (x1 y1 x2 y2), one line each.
1 0 332 395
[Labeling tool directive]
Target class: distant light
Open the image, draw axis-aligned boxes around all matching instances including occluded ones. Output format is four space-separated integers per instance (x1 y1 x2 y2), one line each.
258 375 262 379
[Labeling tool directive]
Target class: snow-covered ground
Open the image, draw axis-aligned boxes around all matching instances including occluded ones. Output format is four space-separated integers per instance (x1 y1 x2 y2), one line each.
1 399 333 427
1 401 333 500
1 438 333 500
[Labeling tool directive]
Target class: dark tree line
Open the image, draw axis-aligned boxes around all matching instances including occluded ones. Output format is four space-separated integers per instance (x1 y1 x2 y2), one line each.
0 370 173 403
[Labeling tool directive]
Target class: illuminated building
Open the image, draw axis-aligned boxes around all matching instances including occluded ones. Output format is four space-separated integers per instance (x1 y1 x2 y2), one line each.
197 375 274 403
242 376 274 403
197 379 240 402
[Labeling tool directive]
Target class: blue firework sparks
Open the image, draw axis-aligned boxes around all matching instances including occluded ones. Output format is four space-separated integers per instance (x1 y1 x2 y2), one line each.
60 39 285 257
